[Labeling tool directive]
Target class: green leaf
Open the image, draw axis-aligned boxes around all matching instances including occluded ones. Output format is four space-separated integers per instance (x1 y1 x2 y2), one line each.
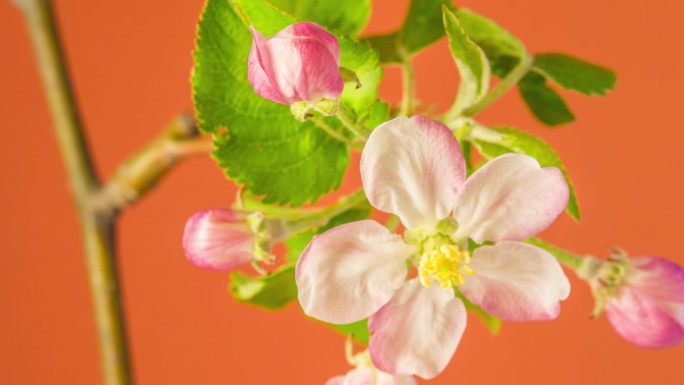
401 0 454 54
533 53 617 96
193 0 350 205
364 34 401 63
265 0 371 37
454 8 527 77
359 100 390 130
338 38 383 118
456 290 502 334
518 72 575 127
327 319 369 344
443 6 490 114
471 126 581 220
229 265 297 309
366 0 454 63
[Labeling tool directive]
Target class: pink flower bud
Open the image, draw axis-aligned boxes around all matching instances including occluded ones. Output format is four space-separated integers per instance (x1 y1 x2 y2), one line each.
182 208 257 271
604 256 684 348
248 22 344 105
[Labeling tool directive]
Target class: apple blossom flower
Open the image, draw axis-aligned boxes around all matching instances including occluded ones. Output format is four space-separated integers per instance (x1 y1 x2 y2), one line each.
182 208 272 271
578 250 684 348
327 343 416 385
248 22 344 107
296 115 571 379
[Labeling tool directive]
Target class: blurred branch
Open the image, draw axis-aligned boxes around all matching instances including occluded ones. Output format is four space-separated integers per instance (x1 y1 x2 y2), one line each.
16 1 209 384
92 115 210 216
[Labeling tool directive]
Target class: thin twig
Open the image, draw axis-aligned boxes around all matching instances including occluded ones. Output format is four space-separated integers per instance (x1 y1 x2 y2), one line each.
15 1 133 384
92 115 208 216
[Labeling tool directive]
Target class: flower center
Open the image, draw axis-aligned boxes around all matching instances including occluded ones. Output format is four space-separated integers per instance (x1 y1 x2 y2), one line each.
418 241 474 289
405 218 475 289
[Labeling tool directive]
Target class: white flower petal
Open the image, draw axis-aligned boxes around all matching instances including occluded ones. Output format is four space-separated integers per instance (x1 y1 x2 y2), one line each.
461 241 570 321
369 279 466 379
361 115 466 230
296 220 413 324
453 153 569 243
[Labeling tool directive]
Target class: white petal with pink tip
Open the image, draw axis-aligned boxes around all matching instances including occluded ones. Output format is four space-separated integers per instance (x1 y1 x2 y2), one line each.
460 241 570 321
453 153 569 243
296 220 414 324
369 279 467 379
361 115 466 230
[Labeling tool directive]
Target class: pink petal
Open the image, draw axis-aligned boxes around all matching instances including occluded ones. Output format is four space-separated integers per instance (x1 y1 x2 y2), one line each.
606 287 684 348
369 279 467 379
360 115 466 230
461 241 571 321
325 368 417 385
248 23 343 104
326 368 373 385
276 22 340 65
248 26 288 104
453 153 569 243
626 256 684 303
296 220 413 324
182 208 255 271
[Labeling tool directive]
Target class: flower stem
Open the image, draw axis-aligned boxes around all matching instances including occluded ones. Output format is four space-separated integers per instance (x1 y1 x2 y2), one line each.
284 189 369 233
311 117 363 150
527 237 585 270
336 106 367 141
399 48 415 117
461 54 533 118
16 1 132 384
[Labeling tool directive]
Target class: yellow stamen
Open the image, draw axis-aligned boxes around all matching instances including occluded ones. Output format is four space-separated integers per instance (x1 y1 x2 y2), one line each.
418 243 474 289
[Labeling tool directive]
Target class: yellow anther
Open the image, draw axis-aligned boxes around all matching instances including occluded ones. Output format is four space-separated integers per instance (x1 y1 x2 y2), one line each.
418 241 474 289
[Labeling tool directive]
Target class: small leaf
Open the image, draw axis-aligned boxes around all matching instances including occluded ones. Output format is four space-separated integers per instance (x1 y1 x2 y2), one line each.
230 265 297 309
365 0 454 63
365 34 401 64
455 8 527 77
456 290 502 335
471 126 581 220
265 0 371 37
401 0 455 54
533 53 617 96
443 6 490 114
518 72 575 127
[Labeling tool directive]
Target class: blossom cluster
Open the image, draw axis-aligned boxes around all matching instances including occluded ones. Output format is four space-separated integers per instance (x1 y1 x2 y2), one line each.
183 21 684 383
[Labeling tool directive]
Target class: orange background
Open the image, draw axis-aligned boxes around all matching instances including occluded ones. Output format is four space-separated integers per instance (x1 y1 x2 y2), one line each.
1 0 683 384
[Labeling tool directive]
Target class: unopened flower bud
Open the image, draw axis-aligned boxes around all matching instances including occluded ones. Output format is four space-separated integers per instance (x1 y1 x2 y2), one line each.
248 22 344 106
182 208 266 271
579 250 684 348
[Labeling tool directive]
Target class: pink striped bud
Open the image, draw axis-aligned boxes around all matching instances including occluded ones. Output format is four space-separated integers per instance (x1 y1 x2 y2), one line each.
182 208 261 271
580 252 684 348
248 22 344 105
